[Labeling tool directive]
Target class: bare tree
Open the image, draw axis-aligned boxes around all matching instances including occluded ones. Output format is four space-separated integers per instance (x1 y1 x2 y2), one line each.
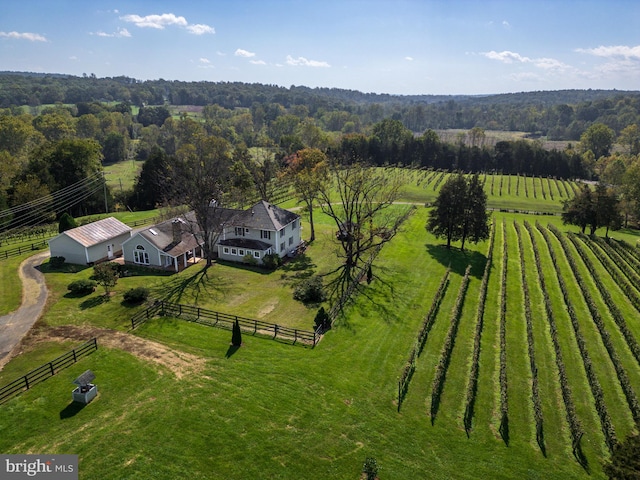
317 162 403 299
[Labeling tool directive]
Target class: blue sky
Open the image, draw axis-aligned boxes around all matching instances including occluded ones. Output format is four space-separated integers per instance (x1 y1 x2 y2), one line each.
1 1 639 95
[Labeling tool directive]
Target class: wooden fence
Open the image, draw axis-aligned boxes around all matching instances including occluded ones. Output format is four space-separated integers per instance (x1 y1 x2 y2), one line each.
130 301 318 347
0 338 98 405
0 241 48 260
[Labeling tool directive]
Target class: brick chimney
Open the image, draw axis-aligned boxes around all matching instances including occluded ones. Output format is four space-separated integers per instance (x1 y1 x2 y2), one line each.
172 219 182 244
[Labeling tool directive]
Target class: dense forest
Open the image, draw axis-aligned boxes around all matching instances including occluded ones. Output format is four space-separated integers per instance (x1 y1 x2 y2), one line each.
2 72 640 138
1 71 640 231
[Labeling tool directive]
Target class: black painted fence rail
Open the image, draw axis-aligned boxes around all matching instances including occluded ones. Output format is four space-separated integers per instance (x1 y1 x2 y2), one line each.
0 338 98 405
130 301 319 347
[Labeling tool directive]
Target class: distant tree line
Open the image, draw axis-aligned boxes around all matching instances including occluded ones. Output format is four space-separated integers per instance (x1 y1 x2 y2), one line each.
1 72 640 139
2 71 640 232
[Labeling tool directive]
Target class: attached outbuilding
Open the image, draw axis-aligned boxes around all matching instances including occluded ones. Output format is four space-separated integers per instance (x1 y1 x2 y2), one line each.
121 213 204 272
48 217 132 266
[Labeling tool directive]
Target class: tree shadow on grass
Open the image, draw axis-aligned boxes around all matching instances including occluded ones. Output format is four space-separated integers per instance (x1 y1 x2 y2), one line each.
79 294 107 310
60 401 86 419
225 345 240 358
426 244 487 278
151 265 224 304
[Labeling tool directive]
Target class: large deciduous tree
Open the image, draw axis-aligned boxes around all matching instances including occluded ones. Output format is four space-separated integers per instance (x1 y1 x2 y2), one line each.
426 173 490 250
284 148 328 242
580 123 615 159
173 134 234 267
561 182 621 236
318 162 403 298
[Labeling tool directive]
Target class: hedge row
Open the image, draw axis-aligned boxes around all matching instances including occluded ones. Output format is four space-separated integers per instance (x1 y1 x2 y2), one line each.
397 268 451 411
566 233 640 425
463 220 496 435
514 221 545 454
591 235 640 296
528 222 586 468
430 264 471 424
498 220 509 443
544 224 618 454
574 236 640 364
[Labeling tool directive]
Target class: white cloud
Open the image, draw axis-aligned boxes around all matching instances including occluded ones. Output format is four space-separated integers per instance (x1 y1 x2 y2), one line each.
0 31 47 42
69 55 78 61
405 56 414 61
483 50 531 64
235 48 256 58
199 57 210 64
250 59 266 65
121 13 187 29
92 28 131 38
534 57 570 71
576 44 640 60
121 13 213 35
216 51 226 56
502 20 511 29
187 24 215 35
286 55 330 67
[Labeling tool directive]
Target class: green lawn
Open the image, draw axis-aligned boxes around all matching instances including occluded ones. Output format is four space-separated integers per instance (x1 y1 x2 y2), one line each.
103 159 144 192
2 180 640 478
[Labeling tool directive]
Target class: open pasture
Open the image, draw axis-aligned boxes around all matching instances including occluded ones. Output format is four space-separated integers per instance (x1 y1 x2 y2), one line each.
1 206 640 478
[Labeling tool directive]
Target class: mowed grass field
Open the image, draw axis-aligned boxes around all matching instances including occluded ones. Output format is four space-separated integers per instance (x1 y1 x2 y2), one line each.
1 173 640 478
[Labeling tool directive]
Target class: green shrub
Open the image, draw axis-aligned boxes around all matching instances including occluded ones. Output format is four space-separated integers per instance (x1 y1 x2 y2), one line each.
243 253 258 265
49 256 66 269
58 213 77 233
123 287 150 303
262 253 282 270
67 279 96 295
313 306 330 330
363 457 379 480
293 276 327 304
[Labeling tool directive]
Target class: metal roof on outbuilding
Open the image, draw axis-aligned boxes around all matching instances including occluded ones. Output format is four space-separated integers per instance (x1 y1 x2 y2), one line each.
62 217 132 248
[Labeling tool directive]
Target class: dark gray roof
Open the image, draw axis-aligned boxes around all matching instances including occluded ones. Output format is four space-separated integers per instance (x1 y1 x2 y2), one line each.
58 217 131 248
218 238 272 250
230 200 299 231
73 369 95 386
136 212 203 258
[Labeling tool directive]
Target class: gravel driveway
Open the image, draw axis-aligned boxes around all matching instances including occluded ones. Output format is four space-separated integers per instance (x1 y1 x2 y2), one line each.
0 251 49 370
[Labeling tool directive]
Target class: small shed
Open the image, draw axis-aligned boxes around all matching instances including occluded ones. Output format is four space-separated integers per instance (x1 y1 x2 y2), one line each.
72 369 97 404
49 217 132 265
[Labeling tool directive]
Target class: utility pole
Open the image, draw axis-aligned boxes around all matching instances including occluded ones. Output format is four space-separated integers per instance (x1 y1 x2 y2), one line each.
102 171 108 213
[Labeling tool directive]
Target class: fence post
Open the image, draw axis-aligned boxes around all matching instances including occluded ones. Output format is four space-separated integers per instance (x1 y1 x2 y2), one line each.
254 320 257 334
24 376 29 390
294 330 297 344
49 362 55 376
274 324 278 339
73 349 77 362
93 338 98 350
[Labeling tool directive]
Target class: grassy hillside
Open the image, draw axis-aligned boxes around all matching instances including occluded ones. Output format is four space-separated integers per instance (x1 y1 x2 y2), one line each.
1 174 640 479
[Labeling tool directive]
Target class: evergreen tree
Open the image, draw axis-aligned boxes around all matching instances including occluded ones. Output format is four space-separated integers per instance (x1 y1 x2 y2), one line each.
426 173 489 250
231 319 242 347
58 212 77 233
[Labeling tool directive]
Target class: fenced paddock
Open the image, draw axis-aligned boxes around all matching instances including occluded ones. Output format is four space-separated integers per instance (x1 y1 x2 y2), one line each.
130 301 319 347
0 338 98 405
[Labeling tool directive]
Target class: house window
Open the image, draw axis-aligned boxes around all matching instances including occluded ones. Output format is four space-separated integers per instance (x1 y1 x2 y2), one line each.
223 247 229 254
239 249 245 256
289 236 293 246
292 219 297 229
260 230 271 240
280 242 285 252
235 227 245 236
133 245 149 265
253 251 260 258
231 248 237 255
